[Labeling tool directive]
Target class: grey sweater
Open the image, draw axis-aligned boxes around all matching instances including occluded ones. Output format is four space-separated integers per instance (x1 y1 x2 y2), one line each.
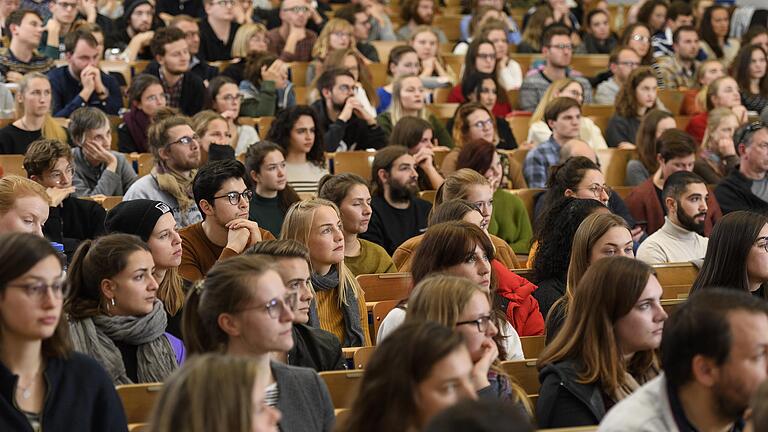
123 174 202 227
71 147 137 197
271 361 335 432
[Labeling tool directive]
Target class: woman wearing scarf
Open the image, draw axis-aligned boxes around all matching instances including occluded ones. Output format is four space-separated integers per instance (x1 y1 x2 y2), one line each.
118 75 168 154
280 199 372 347
66 234 184 385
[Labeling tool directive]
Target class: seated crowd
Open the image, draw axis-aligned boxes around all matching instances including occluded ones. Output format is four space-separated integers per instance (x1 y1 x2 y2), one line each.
4 0 768 431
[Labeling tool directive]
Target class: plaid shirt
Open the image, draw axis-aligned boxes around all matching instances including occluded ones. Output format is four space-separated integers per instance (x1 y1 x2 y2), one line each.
654 55 699 90
159 69 183 109
523 136 561 188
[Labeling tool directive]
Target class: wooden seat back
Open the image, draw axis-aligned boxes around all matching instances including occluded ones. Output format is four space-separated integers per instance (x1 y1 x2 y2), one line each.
500 359 540 395
319 370 364 408
356 272 413 302
116 383 163 424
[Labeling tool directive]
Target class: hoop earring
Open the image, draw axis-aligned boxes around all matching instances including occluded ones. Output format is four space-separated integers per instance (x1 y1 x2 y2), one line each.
111 298 116 307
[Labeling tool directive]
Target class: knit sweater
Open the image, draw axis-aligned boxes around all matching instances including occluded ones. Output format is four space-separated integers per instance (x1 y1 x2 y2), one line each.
124 174 203 228
314 284 372 347
636 217 709 264
345 239 397 276
71 147 137 197
488 189 534 254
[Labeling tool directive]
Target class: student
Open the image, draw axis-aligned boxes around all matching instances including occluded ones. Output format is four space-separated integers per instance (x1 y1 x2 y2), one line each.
396 0 447 43
0 72 67 155
246 239 346 371
180 159 274 282
266 105 329 194
69 107 138 197
266 0 318 63
636 171 709 264
207 76 260 156
442 103 515 175
245 142 301 237
457 73 518 150
239 53 295 118
410 26 456 86
537 257 666 428
654 26 701 90
333 3 381 63
699 4 740 66
198 0 240 62
447 39 510 117
376 45 420 114
39 0 80 59
0 175 49 236
523 97 582 188
66 234 184 384
606 67 659 148
0 233 128 431
148 353 281 432
408 274 532 409
360 145 432 255
24 139 106 258
481 19 523 91
106 0 159 61
118 74 168 154
681 59 725 115
281 199 372 347
526 78 607 150
182 254 335 431
694 107 739 183
620 23 654 66
456 139 532 253
595 46 642 105
650 1 693 58
190 110 237 164
306 18 356 85
733 44 768 114
626 129 722 237
376 74 453 148
691 211 768 298
576 9 617 54
625 109 676 186
168 14 221 83
636 0 668 37
317 173 396 276
388 116 446 191
319 48 379 120
104 199 187 339
516 4 553 54
600 289 768 431
686 76 748 144
714 121 768 214
0 9 54 81
343 321 476 432
123 112 203 227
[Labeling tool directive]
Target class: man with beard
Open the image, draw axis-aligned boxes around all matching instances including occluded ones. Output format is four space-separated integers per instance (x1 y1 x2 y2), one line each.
105 0 159 61
310 68 387 152
716 123 768 215
124 112 204 228
266 0 318 62
361 145 432 255
655 26 701 90
599 288 768 432
143 27 207 116
627 129 722 236
637 171 709 264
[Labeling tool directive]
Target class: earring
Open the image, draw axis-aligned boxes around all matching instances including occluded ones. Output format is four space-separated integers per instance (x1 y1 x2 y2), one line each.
110 298 116 307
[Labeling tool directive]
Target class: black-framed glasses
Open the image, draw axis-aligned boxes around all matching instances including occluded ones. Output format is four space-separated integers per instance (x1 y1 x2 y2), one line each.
238 293 298 319
213 189 253 205
456 314 494 333
6 276 69 300
282 5 309 13
547 43 573 50
735 121 766 146
167 134 200 147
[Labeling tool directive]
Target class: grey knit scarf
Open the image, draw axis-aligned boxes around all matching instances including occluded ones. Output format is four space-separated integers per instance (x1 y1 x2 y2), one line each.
69 300 178 384
309 266 365 347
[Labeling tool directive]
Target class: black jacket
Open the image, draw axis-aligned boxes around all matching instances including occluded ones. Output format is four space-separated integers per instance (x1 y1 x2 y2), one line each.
715 168 768 215
0 353 128 432
43 196 106 260
310 99 388 152
143 58 219 84
288 323 346 372
537 358 606 428
141 69 208 117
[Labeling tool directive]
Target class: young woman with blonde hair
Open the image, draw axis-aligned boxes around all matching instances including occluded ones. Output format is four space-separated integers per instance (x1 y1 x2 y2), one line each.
280 199 372 347
182 254 335 431
686 76 748 144
0 175 49 236
694 107 740 183
527 78 606 149
190 110 235 164
222 22 269 83
307 19 359 85
149 353 281 432
537 257 666 428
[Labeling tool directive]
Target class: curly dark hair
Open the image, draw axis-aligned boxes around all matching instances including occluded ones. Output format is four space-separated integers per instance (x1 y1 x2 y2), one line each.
532 197 608 284
266 105 326 168
539 156 601 215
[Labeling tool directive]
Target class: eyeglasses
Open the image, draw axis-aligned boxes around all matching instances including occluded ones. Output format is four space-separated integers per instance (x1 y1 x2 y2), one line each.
220 94 244 103
282 5 309 13
238 293 298 319
631 34 650 43
56 1 77 9
547 43 573 50
7 277 69 300
581 183 612 198
331 31 352 38
213 189 253 205
456 314 494 333
476 53 496 61
471 118 494 130
167 134 200 147
735 121 766 146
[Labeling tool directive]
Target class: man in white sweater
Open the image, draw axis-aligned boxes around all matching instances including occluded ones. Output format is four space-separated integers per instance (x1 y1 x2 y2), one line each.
637 171 709 264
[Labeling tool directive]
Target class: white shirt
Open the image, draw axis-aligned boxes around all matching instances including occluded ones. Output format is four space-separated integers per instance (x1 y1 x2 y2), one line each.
637 217 709 264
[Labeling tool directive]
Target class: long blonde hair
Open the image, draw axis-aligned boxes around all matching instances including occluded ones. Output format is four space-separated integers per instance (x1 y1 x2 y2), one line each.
17 72 68 143
530 78 582 125
312 18 355 60
279 199 362 306
702 107 738 152
389 74 429 125
231 22 267 58
434 168 491 206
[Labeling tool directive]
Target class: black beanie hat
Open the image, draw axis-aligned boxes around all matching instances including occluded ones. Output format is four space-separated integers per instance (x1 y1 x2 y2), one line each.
105 199 173 242
124 0 153 19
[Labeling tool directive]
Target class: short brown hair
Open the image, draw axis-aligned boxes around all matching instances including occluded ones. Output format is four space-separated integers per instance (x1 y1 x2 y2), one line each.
63 29 98 54
147 110 193 162
151 27 186 58
657 129 696 162
371 145 409 196
544 97 581 124
23 139 72 178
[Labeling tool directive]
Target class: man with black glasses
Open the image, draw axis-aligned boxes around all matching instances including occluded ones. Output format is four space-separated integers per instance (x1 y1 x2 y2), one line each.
179 159 275 281
266 0 318 62
715 122 768 214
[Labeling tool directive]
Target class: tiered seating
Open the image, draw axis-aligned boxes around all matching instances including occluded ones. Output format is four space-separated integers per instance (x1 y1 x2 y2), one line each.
318 370 364 408
116 383 162 426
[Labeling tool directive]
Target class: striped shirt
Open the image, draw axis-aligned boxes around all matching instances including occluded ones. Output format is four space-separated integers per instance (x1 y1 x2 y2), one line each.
264 382 279 407
0 47 54 79
285 161 328 194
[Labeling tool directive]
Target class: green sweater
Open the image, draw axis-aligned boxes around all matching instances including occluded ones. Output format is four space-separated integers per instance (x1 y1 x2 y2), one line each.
345 239 397 276
488 189 533 254
376 112 454 149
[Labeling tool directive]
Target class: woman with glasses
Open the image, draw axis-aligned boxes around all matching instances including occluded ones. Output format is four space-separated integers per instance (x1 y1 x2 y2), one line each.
456 73 517 151
244 142 300 238
306 18 358 85
66 233 185 385
447 39 511 117
691 211 768 298
407 274 532 410
280 199 372 347
442 103 508 175
527 78 606 149
207 76 260 157
267 106 328 194
0 233 128 431
620 23 654 66
625 109 676 186
118 74 167 154
537 256 666 428
183 254 335 431
0 72 67 155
